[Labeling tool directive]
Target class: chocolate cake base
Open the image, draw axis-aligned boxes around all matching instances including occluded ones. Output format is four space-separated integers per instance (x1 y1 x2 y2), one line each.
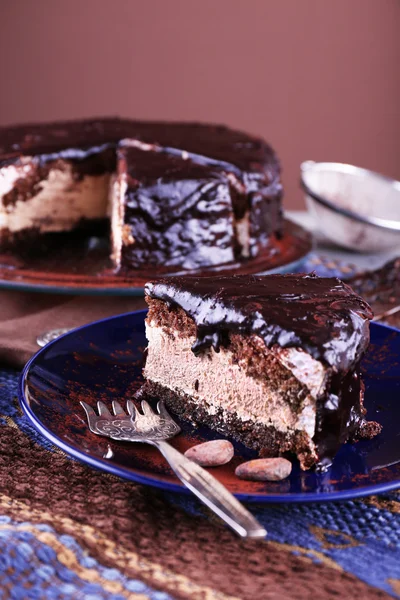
137 380 319 470
138 379 380 471
0 218 109 252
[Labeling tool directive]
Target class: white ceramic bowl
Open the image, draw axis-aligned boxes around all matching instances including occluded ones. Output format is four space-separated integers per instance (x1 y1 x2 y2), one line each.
300 161 400 252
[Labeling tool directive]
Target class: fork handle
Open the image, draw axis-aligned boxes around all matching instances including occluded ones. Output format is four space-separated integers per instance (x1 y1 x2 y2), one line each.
152 440 266 538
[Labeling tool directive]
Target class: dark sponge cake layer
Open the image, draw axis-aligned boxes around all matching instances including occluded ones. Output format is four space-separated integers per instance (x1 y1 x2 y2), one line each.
0 217 108 250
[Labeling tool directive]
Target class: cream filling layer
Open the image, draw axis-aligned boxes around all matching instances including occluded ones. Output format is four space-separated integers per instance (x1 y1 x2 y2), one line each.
144 324 325 439
235 212 250 257
0 161 110 233
110 174 128 266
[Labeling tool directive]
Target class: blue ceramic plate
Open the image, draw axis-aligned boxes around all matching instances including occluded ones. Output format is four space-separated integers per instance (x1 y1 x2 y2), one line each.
19 310 400 503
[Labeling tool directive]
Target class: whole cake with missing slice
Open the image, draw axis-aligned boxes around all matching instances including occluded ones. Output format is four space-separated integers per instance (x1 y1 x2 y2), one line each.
0 118 282 271
141 273 381 470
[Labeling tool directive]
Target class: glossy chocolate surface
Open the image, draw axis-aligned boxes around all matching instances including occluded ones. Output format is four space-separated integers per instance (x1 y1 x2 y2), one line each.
119 146 236 269
0 117 280 189
145 273 373 372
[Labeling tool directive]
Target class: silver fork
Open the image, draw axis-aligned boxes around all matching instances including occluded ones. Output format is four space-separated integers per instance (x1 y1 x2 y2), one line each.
80 398 266 539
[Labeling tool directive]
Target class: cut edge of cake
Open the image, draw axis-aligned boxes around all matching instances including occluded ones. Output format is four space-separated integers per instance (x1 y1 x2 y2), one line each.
0 156 111 244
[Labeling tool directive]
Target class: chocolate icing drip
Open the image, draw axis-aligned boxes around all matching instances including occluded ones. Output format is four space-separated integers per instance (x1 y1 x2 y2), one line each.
145 274 372 372
314 367 365 469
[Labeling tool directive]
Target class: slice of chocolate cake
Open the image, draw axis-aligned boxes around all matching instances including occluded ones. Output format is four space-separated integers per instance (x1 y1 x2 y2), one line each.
111 142 236 270
142 274 381 470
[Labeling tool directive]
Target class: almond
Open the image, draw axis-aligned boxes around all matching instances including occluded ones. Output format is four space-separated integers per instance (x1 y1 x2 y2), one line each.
184 440 234 467
235 458 292 481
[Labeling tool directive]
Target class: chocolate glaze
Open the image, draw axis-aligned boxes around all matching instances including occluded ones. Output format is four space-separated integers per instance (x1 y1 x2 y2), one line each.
145 274 372 371
145 274 376 467
0 117 280 188
118 146 236 269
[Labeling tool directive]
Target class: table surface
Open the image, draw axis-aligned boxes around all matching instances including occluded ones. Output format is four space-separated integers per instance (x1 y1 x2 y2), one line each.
1 211 399 600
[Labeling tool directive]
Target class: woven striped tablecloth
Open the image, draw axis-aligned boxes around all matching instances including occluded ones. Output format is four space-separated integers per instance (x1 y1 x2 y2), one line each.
1 368 399 599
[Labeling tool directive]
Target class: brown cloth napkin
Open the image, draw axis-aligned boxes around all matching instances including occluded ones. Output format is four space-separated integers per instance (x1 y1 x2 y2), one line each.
0 290 146 368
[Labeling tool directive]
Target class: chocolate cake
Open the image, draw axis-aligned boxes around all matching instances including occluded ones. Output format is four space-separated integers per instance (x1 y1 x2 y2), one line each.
141 274 381 470
0 118 282 270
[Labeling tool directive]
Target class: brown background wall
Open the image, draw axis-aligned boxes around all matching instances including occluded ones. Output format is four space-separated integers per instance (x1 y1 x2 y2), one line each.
1 0 399 209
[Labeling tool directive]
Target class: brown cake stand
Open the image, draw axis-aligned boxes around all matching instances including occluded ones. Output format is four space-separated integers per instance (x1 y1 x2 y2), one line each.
0 219 312 295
